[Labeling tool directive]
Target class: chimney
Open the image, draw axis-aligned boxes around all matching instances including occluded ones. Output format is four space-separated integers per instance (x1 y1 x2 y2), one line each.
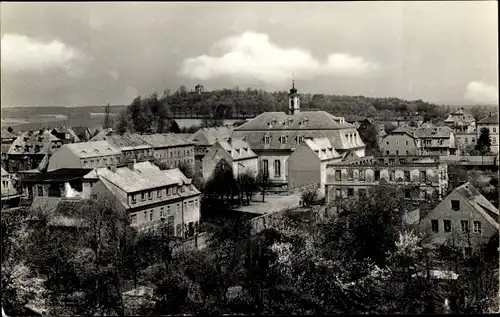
111 165 117 173
227 137 232 144
127 159 136 171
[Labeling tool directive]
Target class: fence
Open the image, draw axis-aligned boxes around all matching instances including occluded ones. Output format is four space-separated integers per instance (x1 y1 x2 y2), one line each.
263 182 320 197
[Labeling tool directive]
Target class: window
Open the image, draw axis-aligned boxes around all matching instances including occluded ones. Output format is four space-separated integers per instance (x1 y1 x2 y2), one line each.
297 136 304 144
405 141 409 146
157 189 162 198
465 137 468 144
148 191 153 200
461 220 469 233
431 220 439 233
141 193 146 201
195 199 198 207
386 150 389 155
396 150 399 155
83 160 88 166
420 171 427 182
472 138 475 143
131 195 137 204
263 160 269 177
421 189 428 200
359 169 365 181
279 135 288 144
131 214 137 224
347 169 353 181
144 211 147 221
160 207 164 218
404 188 411 199
149 210 154 221
451 200 460 211
389 170 395 181
167 216 175 236
176 224 182 237
494 127 497 133
264 136 271 144
181 185 185 193
389 159 395 166
37 185 43 197
396 140 399 146
335 188 342 199
335 170 342 181
386 141 389 145
473 221 482 234
173 187 177 195
374 170 380 181
167 187 171 196
188 201 194 210
359 188 367 198
274 160 281 177
347 188 354 197
443 220 451 232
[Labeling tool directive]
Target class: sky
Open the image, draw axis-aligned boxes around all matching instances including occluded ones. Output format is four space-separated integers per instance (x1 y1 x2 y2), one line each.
1 1 498 107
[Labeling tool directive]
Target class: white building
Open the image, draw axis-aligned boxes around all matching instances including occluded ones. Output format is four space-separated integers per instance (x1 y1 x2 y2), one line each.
47 141 122 171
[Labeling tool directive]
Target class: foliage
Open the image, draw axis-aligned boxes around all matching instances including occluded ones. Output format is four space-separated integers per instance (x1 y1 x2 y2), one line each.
103 103 113 129
358 121 381 155
475 127 492 155
301 188 320 206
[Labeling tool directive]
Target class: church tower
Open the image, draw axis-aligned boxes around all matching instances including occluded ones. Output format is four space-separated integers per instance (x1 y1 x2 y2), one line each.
288 76 300 115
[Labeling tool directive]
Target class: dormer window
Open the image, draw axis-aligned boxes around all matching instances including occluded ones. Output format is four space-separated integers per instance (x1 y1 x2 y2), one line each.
279 135 288 144
37 136 43 142
297 136 304 144
264 135 271 145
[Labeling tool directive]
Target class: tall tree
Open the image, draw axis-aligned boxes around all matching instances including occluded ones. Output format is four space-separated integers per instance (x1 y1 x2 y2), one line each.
475 127 492 155
103 103 113 129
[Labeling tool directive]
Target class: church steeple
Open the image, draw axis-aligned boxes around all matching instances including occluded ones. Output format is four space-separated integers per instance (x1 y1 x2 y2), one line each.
288 74 300 115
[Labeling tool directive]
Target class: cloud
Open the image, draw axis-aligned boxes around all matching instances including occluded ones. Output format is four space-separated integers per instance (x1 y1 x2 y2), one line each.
464 81 499 104
179 32 379 83
1 33 90 76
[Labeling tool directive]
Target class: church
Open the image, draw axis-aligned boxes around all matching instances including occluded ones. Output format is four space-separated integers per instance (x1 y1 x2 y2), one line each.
232 79 366 186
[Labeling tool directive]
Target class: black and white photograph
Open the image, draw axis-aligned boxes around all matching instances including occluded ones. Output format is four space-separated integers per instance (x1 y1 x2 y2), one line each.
1 1 499 315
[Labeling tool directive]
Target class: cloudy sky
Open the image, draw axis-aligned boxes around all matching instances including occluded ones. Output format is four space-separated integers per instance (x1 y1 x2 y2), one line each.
1 1 498 107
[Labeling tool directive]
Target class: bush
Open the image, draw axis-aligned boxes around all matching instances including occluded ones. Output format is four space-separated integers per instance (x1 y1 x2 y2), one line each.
301 188 320 207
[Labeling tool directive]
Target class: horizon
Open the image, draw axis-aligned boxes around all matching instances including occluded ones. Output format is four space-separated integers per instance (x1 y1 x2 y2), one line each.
1 2 498 108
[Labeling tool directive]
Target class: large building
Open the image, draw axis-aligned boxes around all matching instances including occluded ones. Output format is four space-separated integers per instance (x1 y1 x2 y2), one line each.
232 81 365 186
420 182 499 251
324 155 448 204
99 134 154 162
202 138 258 182
47 141 123 171
288 137 342 194
6 130 63 173
137 133 195 172
381 125 457 156
476 113 499 153
190 126 233 174
94 161 201 238
444 108 477 150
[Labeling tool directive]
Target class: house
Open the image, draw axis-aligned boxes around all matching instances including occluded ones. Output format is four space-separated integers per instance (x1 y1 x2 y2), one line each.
420 182 499 251
189 126 233 173
89 128 114 141
47 141 122 171
94 161 201 238
1 129 17 163
232 80 365 187
325 155 448 205
477 113 499 153
137 133 195 172
1 167 20 209
21 168 96 201
72 126 92 142
288 137 342 195
444 108 477 150
6 130 62 173
381 125 458 156
50 127 81 144
99 134 154 162
202 138 258 182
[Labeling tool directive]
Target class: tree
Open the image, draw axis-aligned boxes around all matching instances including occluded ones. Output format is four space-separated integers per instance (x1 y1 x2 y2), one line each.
239 172 258 205
116 111 132 134
447 164 468 192
169 120 180 133
475 127 492 155
358 123 381 155
103 103 113 129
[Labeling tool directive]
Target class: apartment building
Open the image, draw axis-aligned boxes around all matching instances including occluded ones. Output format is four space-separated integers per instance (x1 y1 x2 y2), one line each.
103 134 154 162
137 133 195 172
232 80 365 186
324 155 448 204
444 108 477 150
477 113 499 153
421 182 499 250
288 137 342 194
381 125 457 156
202 138 258 182
94 161 201 238
6 130 63 173
47 141 122 171
190 126 233 173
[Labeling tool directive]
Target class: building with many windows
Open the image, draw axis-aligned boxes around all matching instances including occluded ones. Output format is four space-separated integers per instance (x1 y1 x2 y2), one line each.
232 80 365 186
190 126 233 173
47 141 123 171
444 108 477 150
94 161 201 238
137 133 195 172
477 113 499 153
324 155 448 204
420 182 499 251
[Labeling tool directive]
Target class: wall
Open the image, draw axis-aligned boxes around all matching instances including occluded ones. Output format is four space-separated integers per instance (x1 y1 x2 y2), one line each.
420 190 498 248
381 134 419 156
455 133 477 149
257 151 291 184
233 157 259 179
47 146 81 171
287 144 320 190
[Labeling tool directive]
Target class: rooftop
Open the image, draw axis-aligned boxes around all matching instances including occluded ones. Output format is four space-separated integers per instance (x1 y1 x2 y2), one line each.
454 182 499 230
477 113 499 125
7 130 61 155
137 133 193 148
22 168 94 183
217 138 257 160
304 137 341 161
189 126 233 146
65 141 122 158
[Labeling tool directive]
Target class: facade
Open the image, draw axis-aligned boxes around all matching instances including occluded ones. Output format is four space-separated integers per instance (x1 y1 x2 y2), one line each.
444 108 477 150
324 155 448 205
100 134 154 162
189 126 233 173
476 113 499 153
288 138 342 194
1 167 19 208
47 141 123 171
232 81 365 186
202 138 258 182
137 133 195 172
420 182 499 250
21 168 96 201
381 125 458 156
94 162 201 238
50 127 81 145
6 130 63 173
